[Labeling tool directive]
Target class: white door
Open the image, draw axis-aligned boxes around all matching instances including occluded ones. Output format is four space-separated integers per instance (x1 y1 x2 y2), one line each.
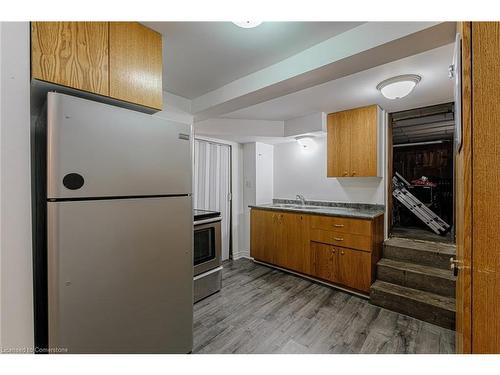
193 139 232 260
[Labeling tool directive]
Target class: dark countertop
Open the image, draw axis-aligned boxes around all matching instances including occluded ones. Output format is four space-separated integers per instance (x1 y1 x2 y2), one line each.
249 200 384 220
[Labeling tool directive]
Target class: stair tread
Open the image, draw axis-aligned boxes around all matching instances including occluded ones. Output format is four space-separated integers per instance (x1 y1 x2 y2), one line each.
385 237 456 256
371 280 456 312
378 258 456 281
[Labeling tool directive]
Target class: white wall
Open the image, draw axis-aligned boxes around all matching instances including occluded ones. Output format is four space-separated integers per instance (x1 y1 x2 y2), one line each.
273 135 385 204
241 143 256 256
284 112 326 137
154 91 193 125
0 22 33 351
255 143 274 205
194 118 284 143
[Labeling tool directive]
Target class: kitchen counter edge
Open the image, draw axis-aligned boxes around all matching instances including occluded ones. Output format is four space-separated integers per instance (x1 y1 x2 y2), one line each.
249 205 384 220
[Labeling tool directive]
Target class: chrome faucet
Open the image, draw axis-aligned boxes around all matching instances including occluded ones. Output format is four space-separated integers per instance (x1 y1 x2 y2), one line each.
296 194 306 206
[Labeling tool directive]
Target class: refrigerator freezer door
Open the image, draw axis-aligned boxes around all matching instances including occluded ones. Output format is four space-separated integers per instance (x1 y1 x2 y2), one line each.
47 196 193 353
46 92 192 199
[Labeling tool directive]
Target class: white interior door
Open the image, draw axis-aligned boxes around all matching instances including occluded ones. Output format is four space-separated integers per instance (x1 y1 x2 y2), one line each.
194 139 231 260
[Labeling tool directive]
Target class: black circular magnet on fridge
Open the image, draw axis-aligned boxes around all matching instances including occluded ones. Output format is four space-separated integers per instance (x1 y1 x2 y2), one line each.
63 173 84 190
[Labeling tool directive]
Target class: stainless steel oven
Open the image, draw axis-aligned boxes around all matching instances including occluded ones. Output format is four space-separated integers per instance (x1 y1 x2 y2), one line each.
193 209 222 302
194 217 221 275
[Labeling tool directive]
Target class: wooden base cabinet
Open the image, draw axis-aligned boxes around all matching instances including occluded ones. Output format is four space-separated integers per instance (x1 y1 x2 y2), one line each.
250 208 383 295
311 242 340 284
311 243 371 292
279 212 310 274
250 210 310 274
250 209 276 264
337 247 372 292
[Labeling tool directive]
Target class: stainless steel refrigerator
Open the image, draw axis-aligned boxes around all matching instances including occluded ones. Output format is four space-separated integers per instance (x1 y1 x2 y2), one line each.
33 92 193 353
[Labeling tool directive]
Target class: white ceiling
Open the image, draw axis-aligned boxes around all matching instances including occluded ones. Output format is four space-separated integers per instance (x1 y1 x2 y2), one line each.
220 43 455 121
143 22 364 99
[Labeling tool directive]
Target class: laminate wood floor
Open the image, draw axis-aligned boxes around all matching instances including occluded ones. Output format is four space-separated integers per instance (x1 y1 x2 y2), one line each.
193 259 455 354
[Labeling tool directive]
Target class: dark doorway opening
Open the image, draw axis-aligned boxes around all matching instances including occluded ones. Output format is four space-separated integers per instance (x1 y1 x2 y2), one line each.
388 103 455 244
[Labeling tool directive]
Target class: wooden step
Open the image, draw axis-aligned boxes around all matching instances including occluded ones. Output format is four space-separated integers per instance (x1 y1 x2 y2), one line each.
370 280 455 330
377 258 456 298
383 237 456 270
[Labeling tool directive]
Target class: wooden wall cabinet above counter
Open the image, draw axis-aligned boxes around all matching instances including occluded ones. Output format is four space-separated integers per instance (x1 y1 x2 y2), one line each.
31 22 163 111
327 105 383 177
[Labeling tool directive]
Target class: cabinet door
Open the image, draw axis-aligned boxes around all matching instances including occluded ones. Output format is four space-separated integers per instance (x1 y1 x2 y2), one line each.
250 210 276 264
337 247 371 292
280 213 310 273
311 242 338 282
31 22 109 96
109 22 163 110
327 112 351 177
349 105 378 177
273 213 287 268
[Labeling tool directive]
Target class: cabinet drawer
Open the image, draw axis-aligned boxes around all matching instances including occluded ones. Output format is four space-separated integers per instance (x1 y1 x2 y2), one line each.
310 215 372 236
310 228 372 252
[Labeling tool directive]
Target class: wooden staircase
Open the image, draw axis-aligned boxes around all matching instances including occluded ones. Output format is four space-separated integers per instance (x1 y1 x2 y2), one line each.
370 237 456 330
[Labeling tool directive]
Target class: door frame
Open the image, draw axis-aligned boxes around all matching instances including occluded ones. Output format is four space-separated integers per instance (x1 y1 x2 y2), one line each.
386 113 393 237
194 136 234 259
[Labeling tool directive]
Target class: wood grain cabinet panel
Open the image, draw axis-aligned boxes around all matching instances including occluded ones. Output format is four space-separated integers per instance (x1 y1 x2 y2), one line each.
327 105 379 177
31 22 109 96
109 22 163 110
310 215 372 236
281 213 310 274
337 247 372 292
250 209 276 264
311 242 336 282
349 105 378 177
310 229 372 252
327 111 351 177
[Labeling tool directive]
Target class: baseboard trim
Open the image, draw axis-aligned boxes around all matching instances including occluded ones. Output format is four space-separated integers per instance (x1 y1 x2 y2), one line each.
252 260 369 300
232 251 251 260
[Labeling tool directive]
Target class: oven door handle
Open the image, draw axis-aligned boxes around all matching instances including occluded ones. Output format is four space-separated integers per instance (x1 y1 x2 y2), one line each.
193 266 223 280
194 217 222 225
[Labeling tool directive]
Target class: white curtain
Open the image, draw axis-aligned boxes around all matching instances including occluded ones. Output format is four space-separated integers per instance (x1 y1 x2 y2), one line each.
194 139 231 260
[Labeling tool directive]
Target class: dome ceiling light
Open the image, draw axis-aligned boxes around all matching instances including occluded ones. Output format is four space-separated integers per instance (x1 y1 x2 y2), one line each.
376 74 421 100
232 21 263 29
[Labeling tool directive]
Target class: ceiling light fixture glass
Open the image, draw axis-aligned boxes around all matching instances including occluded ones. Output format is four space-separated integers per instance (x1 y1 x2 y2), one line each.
295 135 316 149
232 21 262 29
376 74 421 100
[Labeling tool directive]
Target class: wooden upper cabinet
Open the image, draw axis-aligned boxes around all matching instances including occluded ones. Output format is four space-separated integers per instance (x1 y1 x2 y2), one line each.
327 111 351 177
31 22 163 111
109 22 163 110
31 22 109 96
327 105 379 177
